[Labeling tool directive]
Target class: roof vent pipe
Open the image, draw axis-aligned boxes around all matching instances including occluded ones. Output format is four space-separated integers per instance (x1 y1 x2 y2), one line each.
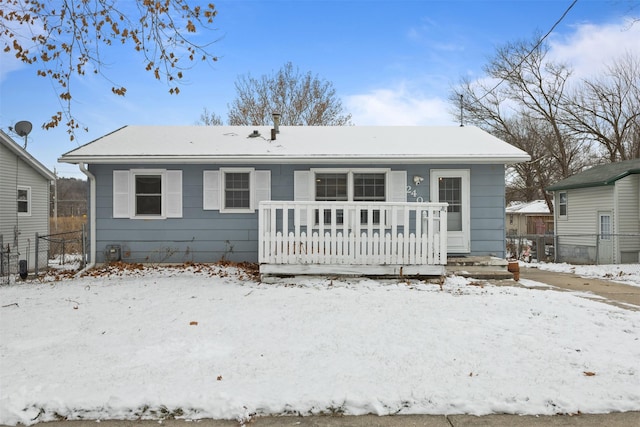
272 112 281 134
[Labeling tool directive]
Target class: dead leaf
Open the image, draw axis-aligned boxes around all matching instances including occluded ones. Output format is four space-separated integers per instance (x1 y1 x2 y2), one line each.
189 321 198 326
583 371 596 376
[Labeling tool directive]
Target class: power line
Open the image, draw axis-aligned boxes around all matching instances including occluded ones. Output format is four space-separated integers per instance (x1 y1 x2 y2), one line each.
474 0 579 103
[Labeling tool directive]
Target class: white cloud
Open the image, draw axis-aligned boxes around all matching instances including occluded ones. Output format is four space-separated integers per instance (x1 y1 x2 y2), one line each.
548 20 640 79
346 19 640 127
345 85 457 126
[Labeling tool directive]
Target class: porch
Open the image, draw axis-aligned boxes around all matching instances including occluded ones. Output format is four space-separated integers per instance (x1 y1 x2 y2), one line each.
258 201 448 277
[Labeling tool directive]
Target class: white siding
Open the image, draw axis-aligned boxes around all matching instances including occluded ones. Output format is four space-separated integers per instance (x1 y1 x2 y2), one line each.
555 186 613 246
615 175 640 254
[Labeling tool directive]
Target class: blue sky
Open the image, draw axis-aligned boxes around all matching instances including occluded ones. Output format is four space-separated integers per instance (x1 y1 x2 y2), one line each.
1 0 639 177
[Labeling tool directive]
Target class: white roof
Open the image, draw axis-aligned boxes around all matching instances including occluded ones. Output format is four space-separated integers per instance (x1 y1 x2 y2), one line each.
506 200 551 214
59 125 531 164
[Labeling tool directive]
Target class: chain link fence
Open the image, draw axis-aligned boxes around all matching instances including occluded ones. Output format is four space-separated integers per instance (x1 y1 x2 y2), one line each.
35 227 87 275
507 233 640 265
0 235 19 285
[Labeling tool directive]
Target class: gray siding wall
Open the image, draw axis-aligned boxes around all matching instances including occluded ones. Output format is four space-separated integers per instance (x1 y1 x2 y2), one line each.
90 162 506 264
0 143 51 270
615 175 640 263
555 186 613 264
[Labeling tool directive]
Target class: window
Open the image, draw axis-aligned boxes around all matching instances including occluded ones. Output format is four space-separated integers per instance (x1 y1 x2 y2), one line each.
202 169 271 213
438 176 462 231
313 170 386 225
224 172 251 209
354 173 385 201
113 170 182 219
17 186 30 216
558 192 567 217
315 173 348 201
135 174 162 216
599 214 611 240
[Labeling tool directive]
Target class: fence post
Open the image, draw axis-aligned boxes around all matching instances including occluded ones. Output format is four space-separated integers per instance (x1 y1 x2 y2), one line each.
82 224 86 269
35 232 39 277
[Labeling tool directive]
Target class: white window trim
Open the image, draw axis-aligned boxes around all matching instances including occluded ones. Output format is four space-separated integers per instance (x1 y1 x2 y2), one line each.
17 185 31 217
309 168 391 201
203 168 271 214
113 169 182 219
130 169 166 219
558 191 568 220
220 167 255 213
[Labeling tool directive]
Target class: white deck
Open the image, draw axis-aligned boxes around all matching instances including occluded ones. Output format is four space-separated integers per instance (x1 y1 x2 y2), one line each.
258 201 448 277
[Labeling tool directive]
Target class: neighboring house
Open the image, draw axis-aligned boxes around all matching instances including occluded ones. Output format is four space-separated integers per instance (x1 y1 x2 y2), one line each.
505 200 553 236
547 159 640 264
59 125 530 276
0 130 56 272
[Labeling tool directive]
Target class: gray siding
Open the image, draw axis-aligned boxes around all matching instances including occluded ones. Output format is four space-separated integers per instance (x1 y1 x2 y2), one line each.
615 175 640 263
90 162 507 264
555 186 613 264
0 143 51 270
555 178 640 264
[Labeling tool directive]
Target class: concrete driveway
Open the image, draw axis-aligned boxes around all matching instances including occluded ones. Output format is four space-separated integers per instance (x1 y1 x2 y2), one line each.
517 266 640 310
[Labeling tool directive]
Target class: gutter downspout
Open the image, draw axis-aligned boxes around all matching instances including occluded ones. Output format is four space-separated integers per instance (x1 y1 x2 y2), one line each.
78 163 96 272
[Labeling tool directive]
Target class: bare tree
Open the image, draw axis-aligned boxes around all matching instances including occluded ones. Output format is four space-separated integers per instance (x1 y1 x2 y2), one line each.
452 37 590 209
1 0 218 138
227 62 353 126
198 108 223 126
562 53 640 161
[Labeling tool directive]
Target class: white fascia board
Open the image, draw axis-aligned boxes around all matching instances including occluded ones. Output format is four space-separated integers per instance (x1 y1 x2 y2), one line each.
59 154 531 165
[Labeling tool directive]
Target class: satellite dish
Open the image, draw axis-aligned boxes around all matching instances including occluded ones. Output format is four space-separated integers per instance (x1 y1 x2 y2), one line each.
14 121 33 137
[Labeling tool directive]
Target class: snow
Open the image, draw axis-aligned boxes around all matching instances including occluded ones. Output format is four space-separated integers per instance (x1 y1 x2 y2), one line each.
505 200 550 214
526 261 640 288
58 125 531 164
1 262 639 426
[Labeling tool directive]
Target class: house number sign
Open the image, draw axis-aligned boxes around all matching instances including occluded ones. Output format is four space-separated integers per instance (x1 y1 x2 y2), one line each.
406 185 424 203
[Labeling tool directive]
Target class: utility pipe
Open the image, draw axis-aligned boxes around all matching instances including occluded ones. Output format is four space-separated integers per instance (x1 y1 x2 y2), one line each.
77 163 96 272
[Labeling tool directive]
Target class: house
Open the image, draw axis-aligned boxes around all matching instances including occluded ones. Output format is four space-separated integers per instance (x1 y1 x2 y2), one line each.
0 130 56 274
547 159 640 264
505 200 553 236
58 124 530 276
505 200 554 262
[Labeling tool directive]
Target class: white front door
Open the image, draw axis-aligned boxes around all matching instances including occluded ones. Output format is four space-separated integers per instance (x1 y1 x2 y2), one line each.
430 169 470 253
597 212 613 264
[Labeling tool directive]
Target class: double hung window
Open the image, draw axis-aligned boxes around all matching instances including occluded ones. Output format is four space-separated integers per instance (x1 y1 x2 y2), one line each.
558 192 567 217
134 174 162 216
224 172 251 210
17 186 30 216
113 169 182 219
313 170 386 225
202 168 271 213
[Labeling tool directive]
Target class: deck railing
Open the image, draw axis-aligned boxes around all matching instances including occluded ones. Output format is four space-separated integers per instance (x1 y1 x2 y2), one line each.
258 201 448 266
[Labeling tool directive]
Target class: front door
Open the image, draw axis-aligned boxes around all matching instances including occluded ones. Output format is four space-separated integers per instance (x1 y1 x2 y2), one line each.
430 169 470 253
597 212 613 264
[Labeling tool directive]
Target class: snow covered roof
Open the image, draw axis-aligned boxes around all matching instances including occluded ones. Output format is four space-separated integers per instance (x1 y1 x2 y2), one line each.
506 200 551 215
1 130 56 180
59 125 531 165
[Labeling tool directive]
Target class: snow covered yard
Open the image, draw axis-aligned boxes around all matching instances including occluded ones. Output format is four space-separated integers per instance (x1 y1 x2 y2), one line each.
1 262 639 426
